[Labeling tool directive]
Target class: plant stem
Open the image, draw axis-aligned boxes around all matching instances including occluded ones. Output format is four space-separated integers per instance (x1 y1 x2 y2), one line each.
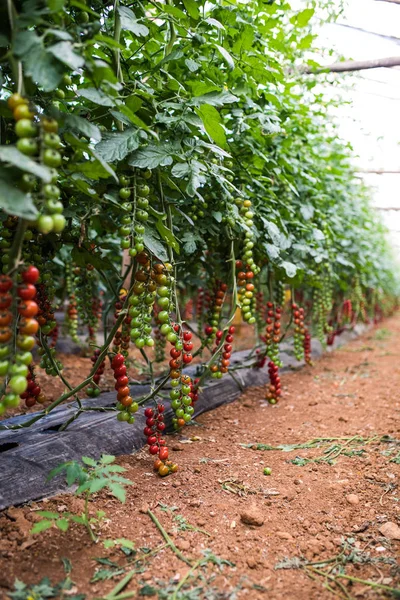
147 509 192 566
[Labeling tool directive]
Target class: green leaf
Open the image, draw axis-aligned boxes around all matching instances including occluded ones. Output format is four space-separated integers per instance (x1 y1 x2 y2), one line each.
163 5 186 19
63 113 102 142
143 227 169 262
0 147 53 182
195 104 226 147
185 58 200 72
214 44 235 70
81 456 97 466
156 221 180 254
48 41 84 70
281 261 297 278
90 478 109 493
291 8 315 27
56 518 69 532
35 511 60 519
0 172 38 220
115 538 135 550
190 91 239 106
129 142 180 169
101 454 116 465
78 88 115 107
24 44 64 91
108 483 126 503
95 129 141 162
31 520 54 534
118 6 149 36
182 0 200 20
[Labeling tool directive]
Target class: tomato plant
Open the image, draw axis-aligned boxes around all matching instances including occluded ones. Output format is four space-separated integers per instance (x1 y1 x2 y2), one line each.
0 0 398 473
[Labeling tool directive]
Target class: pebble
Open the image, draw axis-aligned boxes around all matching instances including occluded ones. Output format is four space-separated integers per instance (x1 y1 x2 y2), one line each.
378 522 400 540
276 531 293 541
346 494 359 505
139 503 150 514
176 539 191 551
240 505 265 527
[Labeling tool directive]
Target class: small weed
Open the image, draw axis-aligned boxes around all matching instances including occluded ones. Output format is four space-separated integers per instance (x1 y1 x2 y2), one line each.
275 537 400 599
8 577 86 600
31 455 133 543
373 328 392 340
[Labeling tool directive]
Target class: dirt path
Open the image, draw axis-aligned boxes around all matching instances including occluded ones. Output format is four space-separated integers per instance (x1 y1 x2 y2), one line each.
1 317 400 599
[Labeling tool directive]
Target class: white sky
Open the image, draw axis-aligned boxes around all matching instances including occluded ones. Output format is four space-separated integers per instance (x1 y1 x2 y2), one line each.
309 0 400 255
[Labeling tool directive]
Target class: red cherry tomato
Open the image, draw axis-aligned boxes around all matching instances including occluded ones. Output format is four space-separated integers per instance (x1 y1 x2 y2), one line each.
0 276 12 293
183 331 192 341
144 407 154 417
159 447 169 461
112 353 125 369
22 266 40 284
17 284 36 301
18 300 38 318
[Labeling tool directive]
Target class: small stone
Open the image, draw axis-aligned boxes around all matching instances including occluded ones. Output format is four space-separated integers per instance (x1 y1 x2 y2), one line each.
139 503 150 514
240 505 265 527
172 445 183 451
308 400 318 406
293 479 302 485
246 557 257 569
276 531 293 541
346 494 359 505
378 522 400 540
338 416 348 422
193 467 201 474
176 539 191 551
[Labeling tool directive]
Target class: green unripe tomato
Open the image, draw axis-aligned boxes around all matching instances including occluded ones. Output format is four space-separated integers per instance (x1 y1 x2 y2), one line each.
157 297 170 309
129 402 139 413
137 185 150 197
158 286 169 298
183 413 192 422
17 138 38 156
15 119 37 138
43 149 61 167
171 399 181 410
9 364 28 377
145 337 154 347
55 89 65 99
46 200 63 215
181 384 191 395
137 210 148 222
0 361 9 376
129 295 140 306
158 311 169 324
116 402 124 411
129 248 137 257
135 241 145 253
167 332 177 344
117 411 130 422
43 133 61 149
9 375 28 395
119 187 131 199
119 225 131 236
130 328 141 340
135 338 145 349
170 389 180 400
37 214 54 234
62 74 72 86
176 408 184 418
43 184 60 199
170 379 180 388
182 395 191 406
135 224 145 235
160 324 171 335
120 239 130 249
128 416 136 424
248 316 256 324
263 467 272 476
186 405 194 415
175 340 183 351
0 347 9 360
119 176 129 186
137 198 149 209
143 169 152 179
4 393 19 408
52 214 66 233
77 10 89 23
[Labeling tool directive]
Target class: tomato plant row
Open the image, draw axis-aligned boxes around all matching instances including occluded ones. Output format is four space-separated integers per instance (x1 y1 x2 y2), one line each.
0 0 398 475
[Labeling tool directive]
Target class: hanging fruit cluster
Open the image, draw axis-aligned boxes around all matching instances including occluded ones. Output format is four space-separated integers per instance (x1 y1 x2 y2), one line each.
144 404 177 476
237 265 256 325
112 353 138 423
292 303 306 361
314 271 333 344
20 365 46 408
0 266 40 415
266 360 281 404
204 280 227 341
210 326 235 378
264 302 282 366
304 329 312 365
8 94 65 235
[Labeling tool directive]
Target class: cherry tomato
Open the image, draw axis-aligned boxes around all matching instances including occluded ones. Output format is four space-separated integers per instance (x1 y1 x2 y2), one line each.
158 464 169 477
0 312 12 327
0 276 12 293
17 284 36 301
14 104 34 121
8 93 26 110
18 300 38 318
19 318 39 335
22 266 39 284
159 447 169 461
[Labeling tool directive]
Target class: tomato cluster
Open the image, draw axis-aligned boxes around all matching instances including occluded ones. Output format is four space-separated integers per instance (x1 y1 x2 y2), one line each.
292 303 306 361
8 94 65 235
303 329 312 365
112 353 138 423
204 280 227 340
266 360 281 404
0 266 39 414
210 326 235 378
264 302 282 366
342 299 353 324
20 365 46 408
168 329 195 428
236 266 256 325
144 404 177 476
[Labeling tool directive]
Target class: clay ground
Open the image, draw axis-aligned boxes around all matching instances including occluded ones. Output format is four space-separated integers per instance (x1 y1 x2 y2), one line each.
1 316 400 599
